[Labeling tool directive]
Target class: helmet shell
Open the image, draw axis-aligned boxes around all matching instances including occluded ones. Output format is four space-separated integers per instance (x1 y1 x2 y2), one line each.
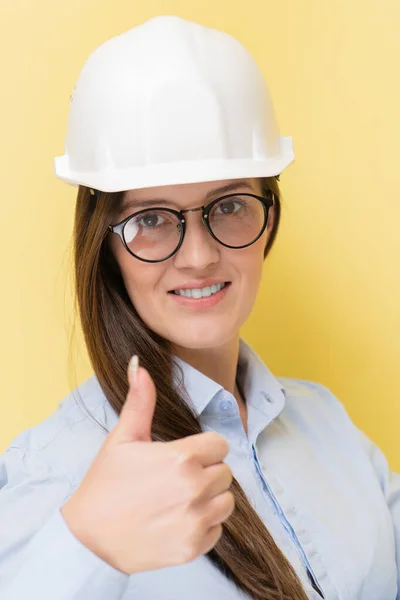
54 15 294 192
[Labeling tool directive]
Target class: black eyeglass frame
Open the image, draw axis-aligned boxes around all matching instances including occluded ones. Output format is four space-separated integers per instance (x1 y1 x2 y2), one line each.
105 191 276 264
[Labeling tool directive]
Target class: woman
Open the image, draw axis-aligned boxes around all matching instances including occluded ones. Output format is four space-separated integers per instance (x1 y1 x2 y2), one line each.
0 15 398 600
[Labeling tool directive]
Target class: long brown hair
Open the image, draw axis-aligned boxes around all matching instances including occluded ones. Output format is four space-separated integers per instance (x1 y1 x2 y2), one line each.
68 177 310 600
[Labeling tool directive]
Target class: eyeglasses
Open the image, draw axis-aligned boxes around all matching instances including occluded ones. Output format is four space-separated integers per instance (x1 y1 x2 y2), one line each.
107 191 275 263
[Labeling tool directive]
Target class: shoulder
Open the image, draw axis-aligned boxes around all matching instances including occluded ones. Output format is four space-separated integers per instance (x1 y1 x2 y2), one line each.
4 375 117 489
277 375 348 413
276 376 360 440
0 378 119 580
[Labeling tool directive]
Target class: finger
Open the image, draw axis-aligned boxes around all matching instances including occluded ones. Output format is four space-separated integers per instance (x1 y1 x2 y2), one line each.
111 361 157 444
169 432 230 468
202 462 233 498
204 490 235 527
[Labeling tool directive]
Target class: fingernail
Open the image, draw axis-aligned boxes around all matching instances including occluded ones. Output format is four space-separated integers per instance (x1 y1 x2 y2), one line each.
129 355 139 389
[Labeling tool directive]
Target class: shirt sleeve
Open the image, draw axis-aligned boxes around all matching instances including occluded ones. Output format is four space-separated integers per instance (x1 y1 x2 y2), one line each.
355 428 400 599
0 445 130 600
313 381 400 597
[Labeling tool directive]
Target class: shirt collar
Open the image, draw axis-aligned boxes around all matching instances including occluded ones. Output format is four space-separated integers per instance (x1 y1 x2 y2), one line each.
172 353 224 417
237 337 287 442
172 337 287 423
94 337 287 438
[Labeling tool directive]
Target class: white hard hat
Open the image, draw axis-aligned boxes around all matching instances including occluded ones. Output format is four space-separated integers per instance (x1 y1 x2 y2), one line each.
54 15 294 193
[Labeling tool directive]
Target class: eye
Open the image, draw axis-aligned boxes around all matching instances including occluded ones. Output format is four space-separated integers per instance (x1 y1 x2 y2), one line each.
213 197 246 216
137 212 165 229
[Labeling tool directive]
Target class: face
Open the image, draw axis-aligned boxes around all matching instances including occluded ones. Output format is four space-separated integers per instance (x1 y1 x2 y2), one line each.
107 178 275 354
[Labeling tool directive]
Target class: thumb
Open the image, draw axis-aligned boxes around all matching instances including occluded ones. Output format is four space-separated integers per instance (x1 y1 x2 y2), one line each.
111 357 157 445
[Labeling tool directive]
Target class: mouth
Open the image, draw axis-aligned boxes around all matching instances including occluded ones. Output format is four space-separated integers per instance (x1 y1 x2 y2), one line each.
168 281 231 297
167 281 232 308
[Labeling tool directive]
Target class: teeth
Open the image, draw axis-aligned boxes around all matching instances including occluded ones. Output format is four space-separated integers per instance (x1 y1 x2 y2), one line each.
174 282 226 298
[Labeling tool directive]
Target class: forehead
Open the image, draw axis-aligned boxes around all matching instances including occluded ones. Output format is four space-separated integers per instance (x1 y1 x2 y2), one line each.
122 178 259 203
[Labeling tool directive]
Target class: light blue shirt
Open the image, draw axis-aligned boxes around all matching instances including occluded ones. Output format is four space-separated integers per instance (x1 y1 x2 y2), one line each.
0 337 399 599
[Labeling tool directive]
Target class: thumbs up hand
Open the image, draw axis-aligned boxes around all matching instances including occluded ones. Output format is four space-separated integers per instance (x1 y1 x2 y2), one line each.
61 356 235 575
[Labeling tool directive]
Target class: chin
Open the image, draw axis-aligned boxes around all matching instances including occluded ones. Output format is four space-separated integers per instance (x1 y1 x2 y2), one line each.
166 326 239 351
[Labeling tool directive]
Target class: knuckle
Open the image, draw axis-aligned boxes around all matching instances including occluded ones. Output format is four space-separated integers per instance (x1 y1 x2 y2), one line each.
174 448 193 467
182 543 198 563
212 490 234 515
165 448 190 474
183 478 203 503
226 491 235 513
222 437 230 453
223 463 233 484
215 434 230 454
196 511 211 532
215 524 224 544
209 430 227 445
183 520 204 559
225 489 235 504
165 445 180 461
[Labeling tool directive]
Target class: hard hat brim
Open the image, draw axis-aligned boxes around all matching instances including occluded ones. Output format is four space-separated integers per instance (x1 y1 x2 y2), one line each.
54 137 294 193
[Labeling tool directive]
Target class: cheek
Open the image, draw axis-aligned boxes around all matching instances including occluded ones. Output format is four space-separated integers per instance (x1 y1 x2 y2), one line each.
121 260 166 310
237 232 267 282
108 237 163 303
123 264 155 299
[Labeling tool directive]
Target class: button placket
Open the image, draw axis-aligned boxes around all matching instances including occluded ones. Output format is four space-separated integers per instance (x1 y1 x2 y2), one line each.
252 445 327 598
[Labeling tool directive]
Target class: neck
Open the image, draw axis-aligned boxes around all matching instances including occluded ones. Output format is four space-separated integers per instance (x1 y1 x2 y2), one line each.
172 335 242 399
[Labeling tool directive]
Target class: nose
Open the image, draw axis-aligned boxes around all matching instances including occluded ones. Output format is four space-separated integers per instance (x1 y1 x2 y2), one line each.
172 209 220 269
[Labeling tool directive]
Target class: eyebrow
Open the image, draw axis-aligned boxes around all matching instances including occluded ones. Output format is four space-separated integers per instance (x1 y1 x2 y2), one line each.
120 180 254 212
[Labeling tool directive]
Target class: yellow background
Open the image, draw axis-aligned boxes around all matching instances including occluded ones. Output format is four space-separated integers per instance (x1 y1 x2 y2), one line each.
1 1 399 470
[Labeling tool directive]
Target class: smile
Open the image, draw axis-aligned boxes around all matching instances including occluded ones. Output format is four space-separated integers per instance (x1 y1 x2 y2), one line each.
172 282 227 298
167 282 231 309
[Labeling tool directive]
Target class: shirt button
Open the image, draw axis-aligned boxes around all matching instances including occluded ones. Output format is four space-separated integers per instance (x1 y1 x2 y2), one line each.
220 399 233 412
261 391 273 403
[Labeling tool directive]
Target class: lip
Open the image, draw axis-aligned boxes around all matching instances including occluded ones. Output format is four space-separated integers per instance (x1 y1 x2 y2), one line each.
168 282 231 309
168 279 230 292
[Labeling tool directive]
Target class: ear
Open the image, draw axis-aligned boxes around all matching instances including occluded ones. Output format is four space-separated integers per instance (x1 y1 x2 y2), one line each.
267 199 276 232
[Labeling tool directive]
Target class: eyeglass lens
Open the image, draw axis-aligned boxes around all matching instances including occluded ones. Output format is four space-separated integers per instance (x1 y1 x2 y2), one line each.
122 195 267 261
